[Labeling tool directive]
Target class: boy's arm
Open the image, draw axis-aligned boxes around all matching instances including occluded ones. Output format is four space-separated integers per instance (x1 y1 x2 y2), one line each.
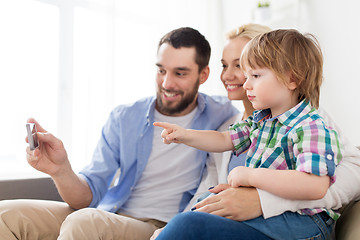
259 154 360 218
258 107 360 218
153 122 234 152
228 167 330 200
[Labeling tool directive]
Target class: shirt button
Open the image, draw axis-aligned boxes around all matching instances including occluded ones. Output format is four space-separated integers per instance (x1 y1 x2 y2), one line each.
326 154 333 160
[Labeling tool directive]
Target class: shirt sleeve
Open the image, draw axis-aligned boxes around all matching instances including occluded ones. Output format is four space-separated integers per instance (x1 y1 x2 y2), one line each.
292 119 343 184
228 118 253 156
79 109 121 207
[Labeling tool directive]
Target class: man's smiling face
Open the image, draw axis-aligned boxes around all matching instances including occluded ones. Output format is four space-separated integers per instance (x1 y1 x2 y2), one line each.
155 43 202 116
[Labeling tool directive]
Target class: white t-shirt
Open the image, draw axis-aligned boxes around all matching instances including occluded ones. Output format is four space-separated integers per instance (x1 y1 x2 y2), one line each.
119 107 202 222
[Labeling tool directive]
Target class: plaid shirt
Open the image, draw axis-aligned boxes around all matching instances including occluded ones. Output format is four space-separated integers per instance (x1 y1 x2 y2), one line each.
229 100 343 220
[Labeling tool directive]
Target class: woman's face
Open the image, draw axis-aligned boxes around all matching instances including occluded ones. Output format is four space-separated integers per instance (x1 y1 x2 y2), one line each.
220 37 250 101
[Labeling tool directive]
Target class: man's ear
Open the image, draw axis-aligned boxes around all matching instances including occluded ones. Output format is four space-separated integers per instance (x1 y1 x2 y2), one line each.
199 66 210 85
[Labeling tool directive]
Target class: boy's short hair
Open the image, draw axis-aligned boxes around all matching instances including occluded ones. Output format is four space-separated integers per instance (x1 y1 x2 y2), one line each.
158 27 211 73
240 29 323 108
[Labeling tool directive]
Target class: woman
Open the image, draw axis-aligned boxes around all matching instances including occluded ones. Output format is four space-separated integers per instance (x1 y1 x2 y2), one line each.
220 24 270 120
214 23 272 172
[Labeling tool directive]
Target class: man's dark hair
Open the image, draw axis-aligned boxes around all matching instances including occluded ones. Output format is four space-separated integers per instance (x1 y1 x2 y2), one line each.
158 27 211 72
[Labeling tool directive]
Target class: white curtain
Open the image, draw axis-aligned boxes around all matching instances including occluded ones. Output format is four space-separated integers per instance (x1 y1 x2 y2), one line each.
0 0 59 179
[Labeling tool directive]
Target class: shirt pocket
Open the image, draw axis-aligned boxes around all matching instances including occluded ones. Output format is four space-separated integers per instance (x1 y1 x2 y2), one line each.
258 144 295 170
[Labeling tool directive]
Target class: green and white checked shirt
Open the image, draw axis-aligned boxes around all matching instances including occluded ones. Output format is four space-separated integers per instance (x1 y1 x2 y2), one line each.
229 99 343 220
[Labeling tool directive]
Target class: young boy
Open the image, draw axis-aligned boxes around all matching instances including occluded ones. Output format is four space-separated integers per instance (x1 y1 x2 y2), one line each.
154 29 343 239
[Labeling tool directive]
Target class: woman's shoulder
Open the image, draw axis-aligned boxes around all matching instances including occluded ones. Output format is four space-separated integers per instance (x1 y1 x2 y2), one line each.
217 112 244 131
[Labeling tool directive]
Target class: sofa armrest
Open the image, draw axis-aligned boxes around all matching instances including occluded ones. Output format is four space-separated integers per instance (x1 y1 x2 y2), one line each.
0 177 62 201
335 200 360 239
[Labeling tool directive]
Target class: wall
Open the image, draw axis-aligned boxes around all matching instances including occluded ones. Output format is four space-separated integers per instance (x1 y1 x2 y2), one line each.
297 0 360 146
224 0 360 146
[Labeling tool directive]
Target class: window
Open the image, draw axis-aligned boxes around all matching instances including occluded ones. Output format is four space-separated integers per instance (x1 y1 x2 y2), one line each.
1 0 255 179
0 0 59 179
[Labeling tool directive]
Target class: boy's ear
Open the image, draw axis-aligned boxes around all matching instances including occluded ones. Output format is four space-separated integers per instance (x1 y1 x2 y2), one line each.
288 73 298 90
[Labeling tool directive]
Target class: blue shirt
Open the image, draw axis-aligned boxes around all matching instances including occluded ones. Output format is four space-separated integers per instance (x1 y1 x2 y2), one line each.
228 151 247 173
79 93 238 213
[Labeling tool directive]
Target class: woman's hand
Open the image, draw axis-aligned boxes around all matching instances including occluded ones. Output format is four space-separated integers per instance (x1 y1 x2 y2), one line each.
192 184 263 221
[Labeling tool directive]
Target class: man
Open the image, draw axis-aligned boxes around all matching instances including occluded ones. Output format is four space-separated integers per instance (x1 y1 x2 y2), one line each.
0 27 238 239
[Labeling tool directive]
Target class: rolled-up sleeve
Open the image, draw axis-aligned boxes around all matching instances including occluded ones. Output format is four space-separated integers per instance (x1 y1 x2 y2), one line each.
293 121 343 185
229 120 252 156
79 109 121 207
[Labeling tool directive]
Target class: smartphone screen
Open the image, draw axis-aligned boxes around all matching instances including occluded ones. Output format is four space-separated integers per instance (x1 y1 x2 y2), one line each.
26 123 39 150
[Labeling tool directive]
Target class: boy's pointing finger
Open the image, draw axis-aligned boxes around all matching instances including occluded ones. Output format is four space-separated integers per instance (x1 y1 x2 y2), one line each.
153 121 173 130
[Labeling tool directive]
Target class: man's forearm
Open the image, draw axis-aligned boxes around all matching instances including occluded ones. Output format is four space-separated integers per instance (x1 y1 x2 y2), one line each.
52 169 93 209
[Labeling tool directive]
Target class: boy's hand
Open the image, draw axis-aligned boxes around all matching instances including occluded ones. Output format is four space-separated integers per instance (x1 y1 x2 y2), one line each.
227 166 253 187
153 122 187 144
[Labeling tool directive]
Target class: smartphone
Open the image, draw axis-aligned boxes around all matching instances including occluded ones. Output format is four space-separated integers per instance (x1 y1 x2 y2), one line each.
26 123 39 150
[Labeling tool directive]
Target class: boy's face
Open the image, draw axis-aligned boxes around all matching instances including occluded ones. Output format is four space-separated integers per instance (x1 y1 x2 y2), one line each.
243 66 298 117
155 43 208 116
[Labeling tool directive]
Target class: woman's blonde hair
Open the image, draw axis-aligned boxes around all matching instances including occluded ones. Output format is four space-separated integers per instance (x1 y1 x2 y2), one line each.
226 23 272 41
240 29 323 108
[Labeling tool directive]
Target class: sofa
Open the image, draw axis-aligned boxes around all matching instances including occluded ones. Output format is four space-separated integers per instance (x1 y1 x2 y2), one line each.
0 177 359 239
335 200 360 239
0 177 62 202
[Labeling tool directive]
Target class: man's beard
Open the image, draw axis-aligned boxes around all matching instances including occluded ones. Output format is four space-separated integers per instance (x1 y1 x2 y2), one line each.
156 79 200 115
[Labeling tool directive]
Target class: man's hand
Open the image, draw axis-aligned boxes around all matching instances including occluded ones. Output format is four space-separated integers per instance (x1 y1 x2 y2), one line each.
26 118 71 177
26 118 93 209
192 184 263 221
153 122 187 144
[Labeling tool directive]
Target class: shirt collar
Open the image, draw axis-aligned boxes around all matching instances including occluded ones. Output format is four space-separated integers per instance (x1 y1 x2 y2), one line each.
253 108 271 123
253 99 314 127
145 96 157 124
196 93 206 113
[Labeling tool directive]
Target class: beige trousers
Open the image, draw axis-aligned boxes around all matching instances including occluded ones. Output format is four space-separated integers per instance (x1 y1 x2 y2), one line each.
0 199 166 240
